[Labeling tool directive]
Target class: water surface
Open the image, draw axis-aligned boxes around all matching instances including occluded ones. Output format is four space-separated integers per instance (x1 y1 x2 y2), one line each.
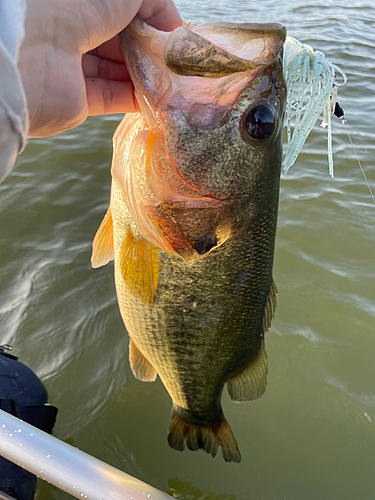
1 1 374 499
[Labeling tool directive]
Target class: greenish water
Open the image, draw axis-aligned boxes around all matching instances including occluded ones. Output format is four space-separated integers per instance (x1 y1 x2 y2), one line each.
1 0 375 499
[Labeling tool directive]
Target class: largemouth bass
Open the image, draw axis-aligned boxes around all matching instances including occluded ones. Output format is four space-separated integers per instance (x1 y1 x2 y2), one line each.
92 16 286 462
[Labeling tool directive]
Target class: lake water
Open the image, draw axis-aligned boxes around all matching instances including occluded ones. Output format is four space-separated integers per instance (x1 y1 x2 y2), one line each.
1 0 375 499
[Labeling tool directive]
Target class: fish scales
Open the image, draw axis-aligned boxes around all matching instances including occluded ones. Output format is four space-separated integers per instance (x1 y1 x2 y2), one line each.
112 180 278 401
92 16 286 462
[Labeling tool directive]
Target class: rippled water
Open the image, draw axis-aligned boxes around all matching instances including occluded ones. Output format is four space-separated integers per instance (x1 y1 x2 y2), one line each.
1 1 374 499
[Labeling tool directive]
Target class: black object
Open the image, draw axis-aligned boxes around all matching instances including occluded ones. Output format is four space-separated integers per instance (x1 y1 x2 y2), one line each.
0 346 58 500
334 101 345 119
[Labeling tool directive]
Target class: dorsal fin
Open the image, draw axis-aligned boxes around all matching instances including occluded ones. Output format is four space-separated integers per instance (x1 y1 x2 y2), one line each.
263 279 278 333
129 337 157 382
227 340 268 402
120 227 159 307
91 206 114 268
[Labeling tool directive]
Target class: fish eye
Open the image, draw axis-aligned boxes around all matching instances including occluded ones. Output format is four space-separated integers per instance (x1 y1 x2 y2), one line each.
243 105 276 141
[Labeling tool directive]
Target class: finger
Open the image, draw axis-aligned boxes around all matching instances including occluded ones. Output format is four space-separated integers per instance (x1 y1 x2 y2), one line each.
82 53 130 81
76 0 183 55
139 0 184 31
86 78 140 115
87 36 124 63
87 3 183 60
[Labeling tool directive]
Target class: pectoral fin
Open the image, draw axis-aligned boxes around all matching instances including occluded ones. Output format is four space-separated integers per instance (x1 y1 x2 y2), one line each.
227 340 268 402
91 206 114 268
129 338 157 382
120 227 159 306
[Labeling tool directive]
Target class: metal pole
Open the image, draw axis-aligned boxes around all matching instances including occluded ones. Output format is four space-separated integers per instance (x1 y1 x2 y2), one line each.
0 410 172 500
0 492 18 500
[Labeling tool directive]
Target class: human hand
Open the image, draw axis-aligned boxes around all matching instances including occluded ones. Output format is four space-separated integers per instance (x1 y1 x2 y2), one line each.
18 0 183 138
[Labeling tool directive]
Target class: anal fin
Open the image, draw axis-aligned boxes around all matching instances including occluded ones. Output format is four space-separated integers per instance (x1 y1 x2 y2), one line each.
129 338 157 382
91 206 114 268
227 340 268 402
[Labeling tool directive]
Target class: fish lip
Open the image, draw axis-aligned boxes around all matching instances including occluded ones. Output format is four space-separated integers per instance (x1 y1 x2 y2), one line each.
193 21 286 34
122 17 287 114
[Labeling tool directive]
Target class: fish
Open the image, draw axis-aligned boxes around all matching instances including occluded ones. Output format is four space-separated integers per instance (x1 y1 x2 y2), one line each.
91 16 286 462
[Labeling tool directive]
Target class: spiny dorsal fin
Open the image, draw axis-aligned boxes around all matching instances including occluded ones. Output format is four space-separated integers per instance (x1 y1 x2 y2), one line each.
91 206 114 268
168 405 241 462
129 337 157 382
263 279 278 333
120 227 159 307
227 340 268 402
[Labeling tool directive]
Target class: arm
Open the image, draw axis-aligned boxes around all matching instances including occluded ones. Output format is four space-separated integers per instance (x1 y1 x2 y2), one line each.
0 0 28 182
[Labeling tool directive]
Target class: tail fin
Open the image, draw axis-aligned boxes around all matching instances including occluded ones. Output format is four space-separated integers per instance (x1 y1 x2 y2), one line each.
167 405 241 463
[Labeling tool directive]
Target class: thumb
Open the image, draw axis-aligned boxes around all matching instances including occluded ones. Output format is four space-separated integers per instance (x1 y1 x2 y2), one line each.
78 0 183 54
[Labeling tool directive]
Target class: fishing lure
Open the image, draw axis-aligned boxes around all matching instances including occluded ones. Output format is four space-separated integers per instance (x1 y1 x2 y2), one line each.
282 36 347 177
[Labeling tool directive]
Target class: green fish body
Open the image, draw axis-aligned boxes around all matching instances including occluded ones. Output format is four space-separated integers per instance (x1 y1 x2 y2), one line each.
92 17 286 462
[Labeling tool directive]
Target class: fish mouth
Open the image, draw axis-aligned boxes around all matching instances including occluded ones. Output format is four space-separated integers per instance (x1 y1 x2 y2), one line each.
117 18 286 262
121 16 286 79
120 17 286 127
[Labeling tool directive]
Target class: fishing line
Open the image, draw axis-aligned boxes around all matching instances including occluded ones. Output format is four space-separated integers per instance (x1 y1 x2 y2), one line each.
333 100 375 205
341 118 375 206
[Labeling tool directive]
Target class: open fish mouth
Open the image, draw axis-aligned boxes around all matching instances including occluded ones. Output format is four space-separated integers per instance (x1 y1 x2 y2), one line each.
120 17 286 112
120 18 286 146
114 18 286 261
